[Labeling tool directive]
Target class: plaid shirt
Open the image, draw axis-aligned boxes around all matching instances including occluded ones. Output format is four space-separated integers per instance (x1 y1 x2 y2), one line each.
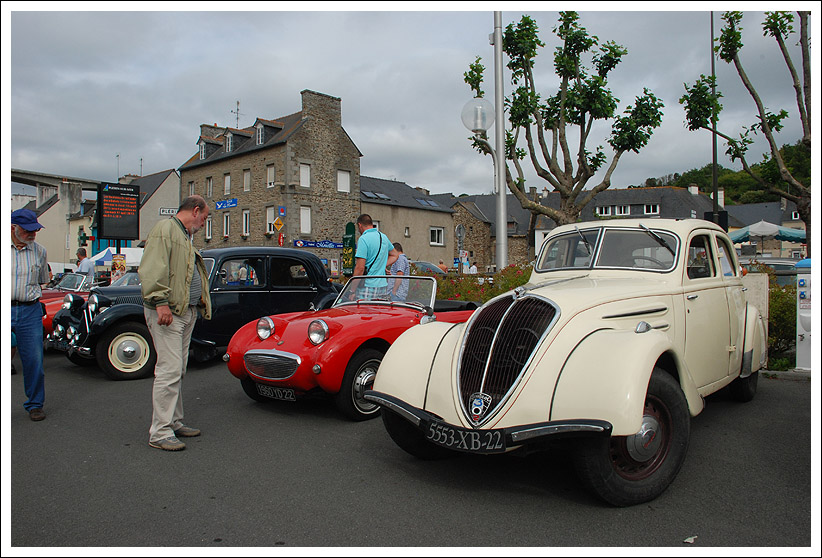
356 285 389 301
11 241 49 302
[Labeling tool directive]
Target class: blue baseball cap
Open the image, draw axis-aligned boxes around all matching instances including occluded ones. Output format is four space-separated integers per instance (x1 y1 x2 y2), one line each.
11 209 44 231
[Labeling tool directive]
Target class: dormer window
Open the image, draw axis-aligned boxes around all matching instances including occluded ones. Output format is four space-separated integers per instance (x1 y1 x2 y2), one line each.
199 142 206 160
257 125 264 145
225 133 233 153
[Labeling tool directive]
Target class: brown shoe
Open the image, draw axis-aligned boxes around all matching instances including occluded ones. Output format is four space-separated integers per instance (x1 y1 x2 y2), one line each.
29 408 46 421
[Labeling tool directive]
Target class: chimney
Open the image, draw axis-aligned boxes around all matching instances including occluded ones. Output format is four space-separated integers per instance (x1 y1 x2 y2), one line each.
529 187 537 200
688 183 700 196
415 187 430 196
717 187 724 208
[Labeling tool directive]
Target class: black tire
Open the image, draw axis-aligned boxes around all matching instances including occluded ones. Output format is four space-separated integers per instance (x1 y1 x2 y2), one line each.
381 409 457 460
335 348 384 421
95 321 157 380
240 377 270 403
729 370 758 402
573 368 690 507
67 351 96 367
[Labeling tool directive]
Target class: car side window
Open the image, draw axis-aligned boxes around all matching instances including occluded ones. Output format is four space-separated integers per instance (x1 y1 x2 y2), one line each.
216 258 265 288
716 237 737 277
686 235 715 280
271 258 313 288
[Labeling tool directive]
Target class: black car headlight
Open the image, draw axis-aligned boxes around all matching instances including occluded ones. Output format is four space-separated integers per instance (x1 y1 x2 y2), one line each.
308 319 329 346
62 294 85 311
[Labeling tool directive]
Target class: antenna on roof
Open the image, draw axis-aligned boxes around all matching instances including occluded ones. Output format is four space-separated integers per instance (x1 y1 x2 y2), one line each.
231 100 244 128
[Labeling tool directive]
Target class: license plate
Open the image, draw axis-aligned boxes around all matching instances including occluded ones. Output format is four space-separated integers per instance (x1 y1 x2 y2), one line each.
255 384 296 401
425 420 506 453
47 339 70 352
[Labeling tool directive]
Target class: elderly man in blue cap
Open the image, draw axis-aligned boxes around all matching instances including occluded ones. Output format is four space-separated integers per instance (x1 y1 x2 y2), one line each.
11 209 50 421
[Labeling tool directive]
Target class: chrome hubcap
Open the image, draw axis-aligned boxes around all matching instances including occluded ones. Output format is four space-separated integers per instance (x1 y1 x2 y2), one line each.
353 363 378 412
625 414 661 462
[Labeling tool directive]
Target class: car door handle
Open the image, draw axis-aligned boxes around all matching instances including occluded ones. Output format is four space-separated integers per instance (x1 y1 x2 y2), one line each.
686 294 698 300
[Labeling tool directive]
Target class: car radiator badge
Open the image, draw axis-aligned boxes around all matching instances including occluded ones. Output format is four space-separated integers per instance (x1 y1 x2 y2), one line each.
470 392 493 422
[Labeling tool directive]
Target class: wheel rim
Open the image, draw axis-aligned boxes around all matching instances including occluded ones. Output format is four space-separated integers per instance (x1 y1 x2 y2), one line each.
351 359 380 415
107 332 151 374
609 394 672 481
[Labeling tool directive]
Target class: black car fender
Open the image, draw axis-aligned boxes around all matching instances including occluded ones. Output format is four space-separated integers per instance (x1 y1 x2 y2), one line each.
86 303 147 346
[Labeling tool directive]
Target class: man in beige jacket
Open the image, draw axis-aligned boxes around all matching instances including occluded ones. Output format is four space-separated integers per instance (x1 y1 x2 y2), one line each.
139 195 212 451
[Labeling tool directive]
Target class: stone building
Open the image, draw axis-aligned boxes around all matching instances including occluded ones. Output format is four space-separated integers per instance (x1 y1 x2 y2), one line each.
178 90 362 264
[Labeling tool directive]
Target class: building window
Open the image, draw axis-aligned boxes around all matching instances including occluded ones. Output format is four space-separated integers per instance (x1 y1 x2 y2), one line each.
337 170 351 193
199 143 206 160
267 165 276 188
430 227 444 246
373 220 381 231
266 206 277 233
242 209 250 236
792 211 800 220
615 205 630 216
596 206 612 217
644 204 660 215
300 206 311 234
257 125 264 145
206 177 213 198
205 216 212 240
188 181 194 196
243 169 251 192
404 227 410 237
300 163 311 188
225 134 233 153
224 174 231 195
223 213 230 237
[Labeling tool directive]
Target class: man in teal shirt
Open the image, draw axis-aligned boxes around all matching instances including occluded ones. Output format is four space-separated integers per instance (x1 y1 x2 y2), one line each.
353 214 398 299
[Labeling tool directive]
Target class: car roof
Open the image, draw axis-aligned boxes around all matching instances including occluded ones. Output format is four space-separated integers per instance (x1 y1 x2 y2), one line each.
550 218 726 237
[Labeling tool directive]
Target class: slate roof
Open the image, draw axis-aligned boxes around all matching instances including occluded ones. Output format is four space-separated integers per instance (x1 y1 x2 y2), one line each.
360 176 453 214
125 169 178 206
725 200 799 226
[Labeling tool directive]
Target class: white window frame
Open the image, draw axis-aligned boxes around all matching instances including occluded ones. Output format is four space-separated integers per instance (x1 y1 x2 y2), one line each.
242 209 250 236
243 169 251 192
225 133 233 153
205 216 212 240
267 165 276 188
199 143 206 160
615 205 630 216
596 206 612 217
792 211 800 220
644 204 660 215
266 206 277 233
257 125 264 145
300 163 311 188
337 170 351 193
223 213 230 238
300 206 311 234
188 181 194 196
224 174 231 195
206 177 213 198
404 227 410 237
430 227 444 246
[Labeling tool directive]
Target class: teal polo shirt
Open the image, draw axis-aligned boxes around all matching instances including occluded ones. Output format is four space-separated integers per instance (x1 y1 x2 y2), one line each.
355 227 391 288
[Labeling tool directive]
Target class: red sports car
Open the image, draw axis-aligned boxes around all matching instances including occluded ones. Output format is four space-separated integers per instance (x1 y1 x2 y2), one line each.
223 275 477 420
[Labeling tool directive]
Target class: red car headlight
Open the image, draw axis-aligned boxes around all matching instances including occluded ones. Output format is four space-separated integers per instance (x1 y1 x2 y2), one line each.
308 319 329 345
256 316 275 340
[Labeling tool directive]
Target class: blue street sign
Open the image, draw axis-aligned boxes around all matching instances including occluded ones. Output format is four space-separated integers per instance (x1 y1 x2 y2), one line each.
278 206 287 217
216 198 238 210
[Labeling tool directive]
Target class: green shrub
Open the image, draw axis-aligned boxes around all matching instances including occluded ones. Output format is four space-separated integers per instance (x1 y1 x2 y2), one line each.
768 282 797 355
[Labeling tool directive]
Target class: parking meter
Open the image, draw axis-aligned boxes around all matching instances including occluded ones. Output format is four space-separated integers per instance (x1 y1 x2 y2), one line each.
795 259 811 371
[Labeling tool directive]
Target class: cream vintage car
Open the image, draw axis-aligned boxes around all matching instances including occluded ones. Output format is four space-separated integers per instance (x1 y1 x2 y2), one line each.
366 218 767 506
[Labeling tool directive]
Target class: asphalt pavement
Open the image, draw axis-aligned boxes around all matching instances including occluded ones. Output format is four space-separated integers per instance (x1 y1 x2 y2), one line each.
5 350 816 550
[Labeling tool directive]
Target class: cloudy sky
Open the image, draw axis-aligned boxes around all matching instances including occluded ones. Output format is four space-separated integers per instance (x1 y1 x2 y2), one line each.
3 2 817 199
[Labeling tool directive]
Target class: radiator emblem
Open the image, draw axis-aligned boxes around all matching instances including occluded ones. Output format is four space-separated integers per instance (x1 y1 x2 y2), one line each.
470 392 493 422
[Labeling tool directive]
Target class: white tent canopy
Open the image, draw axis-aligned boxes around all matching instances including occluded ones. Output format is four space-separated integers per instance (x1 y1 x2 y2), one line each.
89 247 144 267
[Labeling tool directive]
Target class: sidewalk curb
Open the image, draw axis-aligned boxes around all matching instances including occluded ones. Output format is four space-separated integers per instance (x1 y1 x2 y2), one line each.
761 368 811 381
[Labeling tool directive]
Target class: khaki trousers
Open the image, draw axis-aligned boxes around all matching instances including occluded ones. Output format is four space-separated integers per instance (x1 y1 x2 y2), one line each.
145 305 197 442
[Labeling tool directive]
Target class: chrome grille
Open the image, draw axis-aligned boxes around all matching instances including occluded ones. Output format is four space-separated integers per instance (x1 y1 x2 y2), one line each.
458 293 558 426
244 350 301 380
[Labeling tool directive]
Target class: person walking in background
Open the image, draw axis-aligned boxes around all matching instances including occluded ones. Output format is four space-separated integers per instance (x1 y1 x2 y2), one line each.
437 260 448 273
75 247 95 283
11 209 50 421
389 242 410 302
353 214 398 299
139 196 212 451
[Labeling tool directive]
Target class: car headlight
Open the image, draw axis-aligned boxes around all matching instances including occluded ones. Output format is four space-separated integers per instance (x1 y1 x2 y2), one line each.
256 316 275 340
88 294 99 315
67 326 77 340
308 319 329 346
62 294 74 310
55 324 65 336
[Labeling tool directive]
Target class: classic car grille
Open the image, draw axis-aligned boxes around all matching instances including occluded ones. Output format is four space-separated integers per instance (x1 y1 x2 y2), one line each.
458 293 558 426
244 351 300 380
115 295 144 306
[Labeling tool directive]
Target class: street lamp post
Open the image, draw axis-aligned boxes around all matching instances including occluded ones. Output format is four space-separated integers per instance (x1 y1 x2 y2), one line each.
461 12 507 271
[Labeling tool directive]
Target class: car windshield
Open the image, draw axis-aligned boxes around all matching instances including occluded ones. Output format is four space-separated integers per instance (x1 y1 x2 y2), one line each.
333 275 437 309
537 227 679 272
54 273 87 291
110 272 141 287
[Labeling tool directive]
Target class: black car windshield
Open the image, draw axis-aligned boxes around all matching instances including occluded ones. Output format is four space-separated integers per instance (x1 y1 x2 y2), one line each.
537 227 678 272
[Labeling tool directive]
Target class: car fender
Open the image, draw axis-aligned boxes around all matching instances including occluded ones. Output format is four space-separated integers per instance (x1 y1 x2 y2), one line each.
740 302 767 376
550 328 692 436
372 321 465 411
87 303 146 345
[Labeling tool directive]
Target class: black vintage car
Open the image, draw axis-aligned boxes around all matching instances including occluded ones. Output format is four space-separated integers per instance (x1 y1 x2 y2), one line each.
48 247 342 380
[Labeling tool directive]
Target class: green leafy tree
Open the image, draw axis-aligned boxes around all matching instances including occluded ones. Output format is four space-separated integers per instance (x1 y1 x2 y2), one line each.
680 11 811 253
464 12 664 226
